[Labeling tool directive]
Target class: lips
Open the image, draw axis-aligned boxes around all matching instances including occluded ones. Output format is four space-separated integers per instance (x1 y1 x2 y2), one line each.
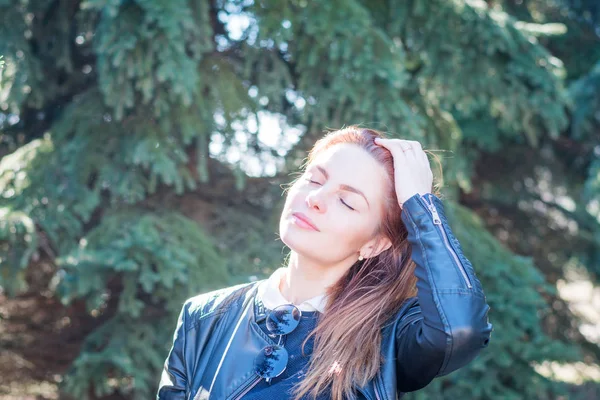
291 212 320 231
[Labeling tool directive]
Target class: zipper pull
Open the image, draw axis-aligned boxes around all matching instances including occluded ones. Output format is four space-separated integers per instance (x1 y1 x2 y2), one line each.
422 194 442 225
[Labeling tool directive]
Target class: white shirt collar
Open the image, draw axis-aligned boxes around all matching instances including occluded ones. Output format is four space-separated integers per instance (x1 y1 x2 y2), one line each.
257 267 328 313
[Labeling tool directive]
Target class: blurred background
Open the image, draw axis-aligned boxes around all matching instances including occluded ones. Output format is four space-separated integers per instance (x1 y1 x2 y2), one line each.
1 0 599 399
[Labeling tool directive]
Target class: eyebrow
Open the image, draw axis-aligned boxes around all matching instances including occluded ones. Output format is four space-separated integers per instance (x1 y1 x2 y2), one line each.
315 166 370 209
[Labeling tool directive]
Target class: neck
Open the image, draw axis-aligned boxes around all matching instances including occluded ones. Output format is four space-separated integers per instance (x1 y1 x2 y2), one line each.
279 252 354 305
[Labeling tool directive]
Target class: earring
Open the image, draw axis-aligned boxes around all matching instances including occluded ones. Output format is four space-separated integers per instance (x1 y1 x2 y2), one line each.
358 254 364 261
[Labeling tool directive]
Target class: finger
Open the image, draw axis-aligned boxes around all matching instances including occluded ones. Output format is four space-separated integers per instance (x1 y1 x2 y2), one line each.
374 139 409 160
405 140 423 153
406 140 422 148
375 138 411 145
374 138 401 151
397 139 420 153
375 138 416 158
396 139 416 154
403 146 418 160
374 137 393 146
383 139 413 152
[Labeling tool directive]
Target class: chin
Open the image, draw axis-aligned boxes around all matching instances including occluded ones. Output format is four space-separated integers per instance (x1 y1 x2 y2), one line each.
279 222 318 256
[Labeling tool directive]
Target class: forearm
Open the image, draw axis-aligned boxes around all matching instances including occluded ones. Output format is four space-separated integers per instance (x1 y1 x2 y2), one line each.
400 192 492 376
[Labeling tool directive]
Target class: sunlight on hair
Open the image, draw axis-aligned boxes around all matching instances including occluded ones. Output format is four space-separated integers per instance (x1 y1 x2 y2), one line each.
328 361 343 375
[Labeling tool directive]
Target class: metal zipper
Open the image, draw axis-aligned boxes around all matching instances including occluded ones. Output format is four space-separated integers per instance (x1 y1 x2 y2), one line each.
230 376 262 400
418 194 472 289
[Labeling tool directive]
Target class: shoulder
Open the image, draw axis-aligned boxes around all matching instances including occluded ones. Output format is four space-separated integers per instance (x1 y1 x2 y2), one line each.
181 281 262 331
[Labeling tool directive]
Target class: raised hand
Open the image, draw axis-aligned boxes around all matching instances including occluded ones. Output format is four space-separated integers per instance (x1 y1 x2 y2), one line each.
374 138 433 209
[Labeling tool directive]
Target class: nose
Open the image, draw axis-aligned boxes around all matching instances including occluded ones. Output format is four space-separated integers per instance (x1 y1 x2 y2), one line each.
306 190 326 212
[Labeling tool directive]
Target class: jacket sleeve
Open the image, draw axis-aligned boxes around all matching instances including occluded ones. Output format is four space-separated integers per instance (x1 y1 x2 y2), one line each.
395 192 493 392
156 301 190 399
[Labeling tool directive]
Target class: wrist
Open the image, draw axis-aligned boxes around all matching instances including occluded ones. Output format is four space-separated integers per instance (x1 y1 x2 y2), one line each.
398 192 429 209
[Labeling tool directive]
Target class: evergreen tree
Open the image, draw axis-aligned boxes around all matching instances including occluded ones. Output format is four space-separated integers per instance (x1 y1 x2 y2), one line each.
0 0 598 399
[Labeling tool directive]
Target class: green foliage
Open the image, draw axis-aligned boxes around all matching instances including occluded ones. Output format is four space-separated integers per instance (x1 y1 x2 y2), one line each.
51 210 228 398
389 0 570 145
568 60 600 277
0 0 598 399
250 0 419 132
89 0 212 119
0 207 37 296
569 60 600 144
55 210 228 312
0 133 101 256
61 316 173 400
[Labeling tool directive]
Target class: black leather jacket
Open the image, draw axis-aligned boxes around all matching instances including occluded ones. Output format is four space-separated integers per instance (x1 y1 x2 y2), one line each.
157 193 493 400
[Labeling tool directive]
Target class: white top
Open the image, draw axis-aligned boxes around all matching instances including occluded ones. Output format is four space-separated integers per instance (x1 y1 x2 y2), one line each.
257 267 328 313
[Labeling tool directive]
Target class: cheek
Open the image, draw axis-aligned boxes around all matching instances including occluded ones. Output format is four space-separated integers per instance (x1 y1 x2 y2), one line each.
331 218 374 248
318 219 376 262
281 184 302 214
279 185 302 230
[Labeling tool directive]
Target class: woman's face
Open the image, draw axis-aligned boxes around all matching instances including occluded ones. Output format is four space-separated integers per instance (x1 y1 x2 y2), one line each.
279 143 390 265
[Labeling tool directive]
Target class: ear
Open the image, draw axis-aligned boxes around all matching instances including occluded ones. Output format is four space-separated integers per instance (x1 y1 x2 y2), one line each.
359 234 392 259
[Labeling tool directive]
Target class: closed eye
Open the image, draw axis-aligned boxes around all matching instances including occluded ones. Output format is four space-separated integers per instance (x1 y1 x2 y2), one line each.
306 179 355 211
340 199 355 211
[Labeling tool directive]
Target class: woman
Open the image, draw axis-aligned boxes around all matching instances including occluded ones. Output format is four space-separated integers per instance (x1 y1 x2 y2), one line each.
157 127 493 400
